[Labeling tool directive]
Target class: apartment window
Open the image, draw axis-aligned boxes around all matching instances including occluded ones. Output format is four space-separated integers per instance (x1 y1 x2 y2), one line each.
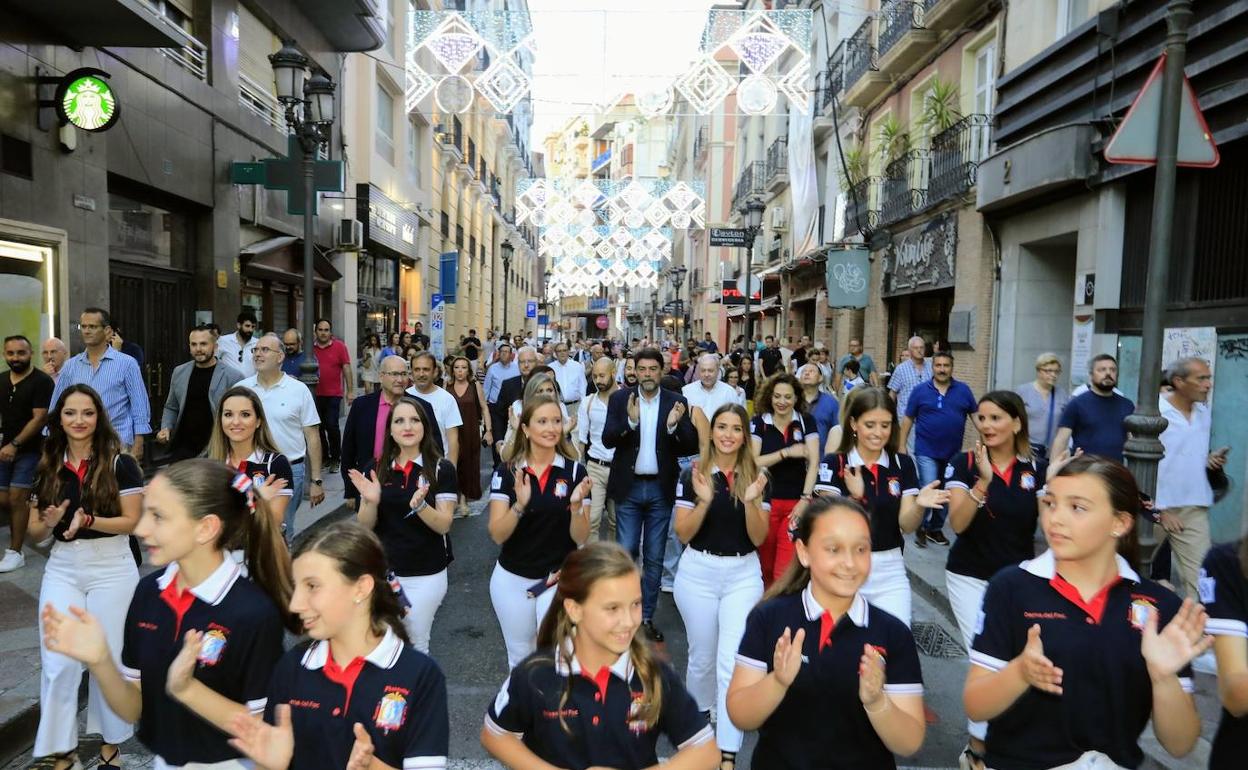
153 0 195 35
973 42 997 160
1056 0 1089 39
440 211 449 237
380 0 395 58
408 118 423 187
376 83 396 165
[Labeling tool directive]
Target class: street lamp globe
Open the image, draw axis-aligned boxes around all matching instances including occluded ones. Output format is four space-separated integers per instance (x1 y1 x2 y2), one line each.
305 72 336 125
269 42 308 104
745 196 766 230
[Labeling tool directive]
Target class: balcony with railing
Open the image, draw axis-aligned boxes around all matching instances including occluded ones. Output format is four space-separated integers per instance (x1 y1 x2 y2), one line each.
845 176 881 236
880 149 930 225
238 72 283 131
928 114 991 203
822 42 844 110
842 18 888 109
732 160 766 212
877 1 936 74
160 31 208 82
923 0 985 31
765 137 788 193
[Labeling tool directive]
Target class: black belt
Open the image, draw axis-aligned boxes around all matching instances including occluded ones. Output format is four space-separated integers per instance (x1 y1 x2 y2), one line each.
692 547 752 558
586 456 611 467
634 473 659 480
290 457 304 465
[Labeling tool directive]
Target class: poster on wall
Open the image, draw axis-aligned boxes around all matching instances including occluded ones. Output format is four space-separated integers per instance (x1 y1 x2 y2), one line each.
1164 327 1217 406
1070 315 1094 387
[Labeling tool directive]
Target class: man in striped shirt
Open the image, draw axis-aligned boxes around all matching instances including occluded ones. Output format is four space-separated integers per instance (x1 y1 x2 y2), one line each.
48 307 151 458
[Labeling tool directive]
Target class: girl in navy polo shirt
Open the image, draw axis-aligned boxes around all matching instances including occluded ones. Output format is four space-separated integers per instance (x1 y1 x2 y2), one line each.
1197 539 1248 769
814 387 948 625
482 542 717 770
751 373 821 585
42 458 292 769
227 520 450 770
964 455 1211 770
27 385 143 770
727 497 926 769
674 403 769 770
206 385 295 528
943 391 1059 767
348 396 458 654
489 394 593 669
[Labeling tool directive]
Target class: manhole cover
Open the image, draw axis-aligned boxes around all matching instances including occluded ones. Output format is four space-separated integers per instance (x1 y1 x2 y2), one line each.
912 621 965 658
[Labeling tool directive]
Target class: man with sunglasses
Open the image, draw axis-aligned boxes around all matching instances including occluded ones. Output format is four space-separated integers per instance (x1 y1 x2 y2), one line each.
215 310 259 377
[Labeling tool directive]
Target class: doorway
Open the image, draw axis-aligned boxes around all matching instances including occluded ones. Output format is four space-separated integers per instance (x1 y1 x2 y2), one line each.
109 261 194 411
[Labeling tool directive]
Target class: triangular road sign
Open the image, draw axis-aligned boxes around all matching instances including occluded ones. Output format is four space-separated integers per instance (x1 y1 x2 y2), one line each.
1104 52 1219 168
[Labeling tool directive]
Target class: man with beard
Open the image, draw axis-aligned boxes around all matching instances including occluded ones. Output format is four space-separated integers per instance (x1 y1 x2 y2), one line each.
1052 353 1135 462
620 355 638 388
0 335 53 573
575 356 619 541
156 325 243 461
280 328 307 377
215 310 259 377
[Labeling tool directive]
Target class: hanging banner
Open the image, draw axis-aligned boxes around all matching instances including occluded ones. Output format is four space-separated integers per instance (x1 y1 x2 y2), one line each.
825 245 870 309
430 293 445 359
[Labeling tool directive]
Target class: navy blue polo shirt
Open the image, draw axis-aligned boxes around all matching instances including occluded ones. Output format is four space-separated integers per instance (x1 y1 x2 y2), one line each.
904 379 977 459
1200 542 1248 769
674 465 761 556
735 588 923 769
944 453 1046 580
1057 391 1135 462
489 455 589 579
367 455 458 577
266 628 449 770
235 450 294 503
813 450 919 552
751 412 817 500
120 557 285 766
971 550 1193 770
485 647 712 770
45 453 144 542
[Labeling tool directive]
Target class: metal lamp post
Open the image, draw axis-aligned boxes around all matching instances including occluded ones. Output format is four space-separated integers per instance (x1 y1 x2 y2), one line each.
739 196 766 350
270 41 334 386
650 289 659 343
542 269 552 341
500 240 514 335
669 265 688 344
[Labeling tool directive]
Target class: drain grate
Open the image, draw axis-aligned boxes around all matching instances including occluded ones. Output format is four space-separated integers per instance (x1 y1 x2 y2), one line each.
912 621 965 658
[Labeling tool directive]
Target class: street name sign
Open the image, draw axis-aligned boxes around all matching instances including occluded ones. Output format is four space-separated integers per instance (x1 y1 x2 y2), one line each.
709 228 749 247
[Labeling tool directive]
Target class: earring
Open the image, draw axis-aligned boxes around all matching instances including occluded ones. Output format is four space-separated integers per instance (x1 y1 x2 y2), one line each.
570 623 578 638
1111 530 1121 539
354 597 362 605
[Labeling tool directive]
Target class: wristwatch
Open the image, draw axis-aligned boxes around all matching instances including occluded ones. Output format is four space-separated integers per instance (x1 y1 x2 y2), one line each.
312 478 324 486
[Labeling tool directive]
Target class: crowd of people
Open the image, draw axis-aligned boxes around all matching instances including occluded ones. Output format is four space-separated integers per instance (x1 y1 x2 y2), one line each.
0 310 1244 770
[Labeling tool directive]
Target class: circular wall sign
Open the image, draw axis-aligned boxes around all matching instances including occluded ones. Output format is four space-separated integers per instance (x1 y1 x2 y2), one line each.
56 69 120 132
595 315 609 330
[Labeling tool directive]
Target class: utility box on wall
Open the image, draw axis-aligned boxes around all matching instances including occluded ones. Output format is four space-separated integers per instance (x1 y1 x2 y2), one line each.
949 305 975 346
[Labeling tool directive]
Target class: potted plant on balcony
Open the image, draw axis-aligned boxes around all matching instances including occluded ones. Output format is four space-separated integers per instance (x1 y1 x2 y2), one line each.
919 77 963 138
838 145 867 189
875 114 910 166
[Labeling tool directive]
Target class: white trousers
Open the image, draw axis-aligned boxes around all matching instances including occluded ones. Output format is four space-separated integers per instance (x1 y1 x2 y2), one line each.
673 548 763 753
862 547 910 627
490 563 558 670
990 751 1129 770
155 757 254 769
36 536 139 756
946 570 990 741
395 570 448 655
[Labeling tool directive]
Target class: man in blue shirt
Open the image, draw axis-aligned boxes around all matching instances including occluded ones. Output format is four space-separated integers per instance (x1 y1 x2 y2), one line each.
798 362 838 453
899 350 976 546
280 328 307 379
1052 353 1135 462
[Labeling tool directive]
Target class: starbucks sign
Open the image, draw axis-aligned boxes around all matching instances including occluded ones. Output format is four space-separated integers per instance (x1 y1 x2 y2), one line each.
55 69 119 132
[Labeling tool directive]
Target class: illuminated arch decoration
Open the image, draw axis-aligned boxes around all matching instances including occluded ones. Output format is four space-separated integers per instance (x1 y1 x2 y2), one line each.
407 11 535 114
680 8 812 115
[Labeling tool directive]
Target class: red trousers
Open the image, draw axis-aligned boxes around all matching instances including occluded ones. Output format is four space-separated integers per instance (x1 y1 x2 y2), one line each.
759 497 799 586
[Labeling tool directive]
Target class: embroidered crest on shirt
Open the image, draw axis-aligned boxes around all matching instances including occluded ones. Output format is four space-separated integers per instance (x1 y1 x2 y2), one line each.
554 480 568 499
491 473 502 490
1198 568 1216 604
197 629 228 667
1020 472 1036 491
887 479 901 497
792 428 803 442
818 465 832 482
1128 598 1156 631
374 691 408 733
944 464 954 479
627 691 651 736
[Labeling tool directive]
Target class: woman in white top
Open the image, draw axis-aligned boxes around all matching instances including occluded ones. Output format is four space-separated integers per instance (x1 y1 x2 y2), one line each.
360 333 382 394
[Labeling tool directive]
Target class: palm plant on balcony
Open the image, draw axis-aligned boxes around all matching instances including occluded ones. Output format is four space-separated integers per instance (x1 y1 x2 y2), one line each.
838 145 867 189
875 115 910 166
919 77 963 137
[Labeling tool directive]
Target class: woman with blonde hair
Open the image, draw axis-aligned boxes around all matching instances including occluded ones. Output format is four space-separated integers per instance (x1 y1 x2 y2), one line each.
1015 352 1069 462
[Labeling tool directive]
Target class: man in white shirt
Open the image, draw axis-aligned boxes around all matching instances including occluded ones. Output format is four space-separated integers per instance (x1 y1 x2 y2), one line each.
576 356 618 542
215 310 259 378
406 351 463 466
237 333 322 541
681 353 742 444
549 341 587 412
1155 356 1225 600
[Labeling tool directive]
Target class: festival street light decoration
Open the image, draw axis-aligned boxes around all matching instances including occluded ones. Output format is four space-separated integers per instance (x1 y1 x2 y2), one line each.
406 10 535 114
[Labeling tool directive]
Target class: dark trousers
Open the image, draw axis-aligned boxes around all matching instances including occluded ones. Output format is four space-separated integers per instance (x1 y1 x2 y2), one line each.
315 395 343 463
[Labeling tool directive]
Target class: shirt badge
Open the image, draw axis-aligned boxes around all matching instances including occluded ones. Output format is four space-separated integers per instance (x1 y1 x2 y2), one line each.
197 629 228 667
554 479 569 499
944 464 954 480
491 473 502 491
1129 598 1156 632
374 691 408 733
888 479 901 497
819 465 833 483
792 429 803 442
627 691 651 736
1020 472 1036 491
1198 568 1216 604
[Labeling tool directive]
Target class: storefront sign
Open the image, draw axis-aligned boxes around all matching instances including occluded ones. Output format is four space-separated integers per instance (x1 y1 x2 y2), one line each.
357 184 420 256
56 69 119 132
881 212 957 297
825 245 870 309
709 228 749 247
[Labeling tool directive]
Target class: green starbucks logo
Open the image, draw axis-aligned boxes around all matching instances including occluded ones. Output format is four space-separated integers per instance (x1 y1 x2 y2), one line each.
55 69 120 132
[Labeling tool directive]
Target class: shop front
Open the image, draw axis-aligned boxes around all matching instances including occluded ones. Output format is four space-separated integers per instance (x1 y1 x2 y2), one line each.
239 229 339 338
357 183 419 337
878 211 957 362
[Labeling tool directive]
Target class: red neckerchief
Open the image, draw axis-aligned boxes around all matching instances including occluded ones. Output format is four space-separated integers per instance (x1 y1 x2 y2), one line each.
159 577 197 639
393 459 418 487
819 610 836 651
526 464 555 494
1049 574 1121 624
322 645 368 713
236 459 249 477
722 469 734 490
64 457 90 485
993 457 1018 488
581 663 612 703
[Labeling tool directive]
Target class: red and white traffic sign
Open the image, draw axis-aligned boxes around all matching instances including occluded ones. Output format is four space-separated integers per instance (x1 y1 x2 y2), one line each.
1103 52 1219 168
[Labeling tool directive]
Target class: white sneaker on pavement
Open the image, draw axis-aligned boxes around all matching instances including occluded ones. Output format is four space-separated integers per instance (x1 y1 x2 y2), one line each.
0 548 25 572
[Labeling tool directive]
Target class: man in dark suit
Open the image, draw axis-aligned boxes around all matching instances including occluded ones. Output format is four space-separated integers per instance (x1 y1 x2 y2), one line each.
341 355 441 507
603 348 697 641
490 345 539 461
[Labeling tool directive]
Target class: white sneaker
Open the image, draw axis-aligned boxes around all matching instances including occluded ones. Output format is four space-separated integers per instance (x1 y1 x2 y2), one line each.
0 548 25 572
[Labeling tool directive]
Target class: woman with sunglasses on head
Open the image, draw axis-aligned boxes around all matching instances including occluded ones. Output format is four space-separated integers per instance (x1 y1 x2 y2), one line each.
205 385 295 531
964 455 1210 770
25 385 143 770
227 520 450 770
348 396 457 654
726 497 926 769
42 459 293 769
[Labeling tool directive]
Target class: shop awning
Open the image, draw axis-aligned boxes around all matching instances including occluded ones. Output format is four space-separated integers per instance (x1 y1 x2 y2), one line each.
8 0 186 47
726 297 779 317
241 236 341 288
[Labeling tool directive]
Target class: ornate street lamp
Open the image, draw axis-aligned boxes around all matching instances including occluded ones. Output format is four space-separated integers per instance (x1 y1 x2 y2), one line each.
740 196 766 348
669 265 688 343
500 239 514 332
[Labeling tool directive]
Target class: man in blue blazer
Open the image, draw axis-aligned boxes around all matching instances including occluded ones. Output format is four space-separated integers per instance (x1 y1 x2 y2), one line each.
341 355 442 507
603 348 698 641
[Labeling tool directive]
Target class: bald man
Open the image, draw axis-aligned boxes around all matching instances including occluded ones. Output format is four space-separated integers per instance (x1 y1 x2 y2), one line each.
41 337 68 382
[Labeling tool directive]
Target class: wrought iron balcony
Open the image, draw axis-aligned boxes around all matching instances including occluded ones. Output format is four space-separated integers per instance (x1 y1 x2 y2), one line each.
732 160 766 212
928 114 992 204
765 137 788 190
880 149 930 225
878 1 926 59
822 42 845 108
843 18 878 92
845 176 881 236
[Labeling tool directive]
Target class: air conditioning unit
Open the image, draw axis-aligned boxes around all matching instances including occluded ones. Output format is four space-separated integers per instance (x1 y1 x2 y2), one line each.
336 219 363 249
770 207 788 230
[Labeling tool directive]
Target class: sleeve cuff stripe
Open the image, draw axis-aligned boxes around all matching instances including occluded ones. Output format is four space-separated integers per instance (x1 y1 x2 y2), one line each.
1179 677 1194 694
883 684 924 695
403 757 448 770
969 651 1008 672
119 488 144 496
677 724 715 750
121 667 142 682
489 494 510 503
1206 619 1248 638
902 488 919 496
435 494 458 503
674 502 695 510
814 486 841 496
246 697 267 714
483 714 523 738
945 482 970 490
734 654 768 671
279 490 294 496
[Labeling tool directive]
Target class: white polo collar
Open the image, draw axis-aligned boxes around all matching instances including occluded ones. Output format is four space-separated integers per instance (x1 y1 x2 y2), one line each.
300 626 404 671
393 453 425 470
553 640 634 682
1021 549 1141 584
847 448 890 468
156 556 242 607
514 454 568 470
801 585 869 627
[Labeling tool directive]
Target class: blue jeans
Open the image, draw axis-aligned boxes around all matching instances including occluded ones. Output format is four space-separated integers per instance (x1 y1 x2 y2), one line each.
616 479 670 621
916 454 949 533
287 461 306 544
662 458 694 588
